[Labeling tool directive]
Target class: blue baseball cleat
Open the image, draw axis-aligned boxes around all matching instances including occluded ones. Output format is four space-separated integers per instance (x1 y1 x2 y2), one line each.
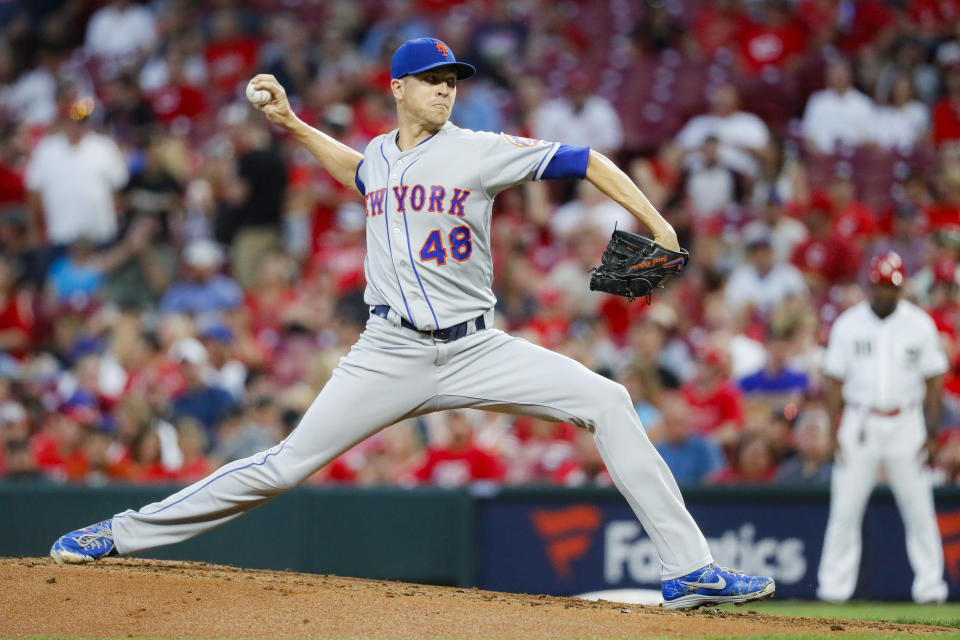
50 519 118 564
661 563 775 610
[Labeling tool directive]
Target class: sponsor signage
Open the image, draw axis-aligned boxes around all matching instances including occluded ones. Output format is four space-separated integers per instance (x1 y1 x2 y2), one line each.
476 490 960 600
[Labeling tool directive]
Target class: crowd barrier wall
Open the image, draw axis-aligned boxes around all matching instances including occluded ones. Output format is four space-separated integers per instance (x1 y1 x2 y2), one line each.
4 484 960 600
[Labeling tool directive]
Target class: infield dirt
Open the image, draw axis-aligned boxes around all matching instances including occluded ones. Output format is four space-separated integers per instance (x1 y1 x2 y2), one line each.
0 557 954 638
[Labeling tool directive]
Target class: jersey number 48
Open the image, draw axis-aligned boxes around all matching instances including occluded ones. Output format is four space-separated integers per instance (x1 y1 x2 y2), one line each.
419 226 472 266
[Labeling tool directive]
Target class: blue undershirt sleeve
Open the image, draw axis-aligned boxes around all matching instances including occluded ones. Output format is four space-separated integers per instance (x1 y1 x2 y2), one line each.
540 144 590 180
354 160 366 195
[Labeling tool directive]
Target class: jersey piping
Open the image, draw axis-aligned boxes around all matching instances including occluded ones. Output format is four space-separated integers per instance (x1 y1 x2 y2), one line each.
378 140 416 325
398 156 441 328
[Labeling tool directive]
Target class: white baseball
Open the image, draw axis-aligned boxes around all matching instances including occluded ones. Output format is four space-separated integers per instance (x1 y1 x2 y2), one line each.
245 80 272 106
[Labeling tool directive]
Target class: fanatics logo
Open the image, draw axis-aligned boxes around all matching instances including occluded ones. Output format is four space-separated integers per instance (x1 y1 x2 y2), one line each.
531 504 602 580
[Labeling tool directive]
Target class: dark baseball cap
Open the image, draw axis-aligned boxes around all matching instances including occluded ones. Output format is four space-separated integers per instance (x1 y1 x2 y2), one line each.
390 38 476 80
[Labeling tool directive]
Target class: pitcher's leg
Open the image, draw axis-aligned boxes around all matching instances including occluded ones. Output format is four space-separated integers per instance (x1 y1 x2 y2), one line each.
886 455 949 603
816 455 878 601
108 318 435 555
436 329 712 578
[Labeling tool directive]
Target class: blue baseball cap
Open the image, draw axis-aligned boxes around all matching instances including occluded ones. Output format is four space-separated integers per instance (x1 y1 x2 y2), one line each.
390 38 476 80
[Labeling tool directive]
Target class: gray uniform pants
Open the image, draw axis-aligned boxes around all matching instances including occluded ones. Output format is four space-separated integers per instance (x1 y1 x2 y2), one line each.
112 313 713 579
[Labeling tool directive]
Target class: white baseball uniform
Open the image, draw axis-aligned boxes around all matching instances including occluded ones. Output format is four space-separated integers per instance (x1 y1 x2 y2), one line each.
110 122 714 579
817 299 948 603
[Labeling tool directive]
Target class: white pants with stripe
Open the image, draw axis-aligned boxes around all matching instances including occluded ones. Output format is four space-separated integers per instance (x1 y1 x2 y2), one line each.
817 407 948 603
112 313 714 579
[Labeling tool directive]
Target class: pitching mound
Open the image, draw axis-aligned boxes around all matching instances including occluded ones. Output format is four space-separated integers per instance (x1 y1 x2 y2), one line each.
0 557 951 639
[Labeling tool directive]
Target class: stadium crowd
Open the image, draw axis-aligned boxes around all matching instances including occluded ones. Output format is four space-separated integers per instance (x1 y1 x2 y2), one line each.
3 0 960 488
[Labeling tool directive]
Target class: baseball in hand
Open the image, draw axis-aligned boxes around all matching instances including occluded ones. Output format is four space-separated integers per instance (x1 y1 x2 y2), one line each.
246 80 272 106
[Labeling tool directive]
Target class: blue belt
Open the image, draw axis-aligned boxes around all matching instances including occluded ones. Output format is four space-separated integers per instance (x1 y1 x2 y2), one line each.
370 305 485 342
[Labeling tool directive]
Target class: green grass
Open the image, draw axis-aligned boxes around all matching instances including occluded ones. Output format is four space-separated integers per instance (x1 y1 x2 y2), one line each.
716 600 960 628
684 636 960 640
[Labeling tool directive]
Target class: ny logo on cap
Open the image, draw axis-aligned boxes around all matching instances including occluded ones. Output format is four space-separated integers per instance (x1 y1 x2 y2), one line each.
434 40 450 57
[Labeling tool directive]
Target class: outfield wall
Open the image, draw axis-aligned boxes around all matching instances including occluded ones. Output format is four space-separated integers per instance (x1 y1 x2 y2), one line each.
3 484 960 600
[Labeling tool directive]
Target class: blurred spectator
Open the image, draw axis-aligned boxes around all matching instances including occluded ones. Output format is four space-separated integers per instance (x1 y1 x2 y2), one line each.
683 136 745 220
935 430 960 484
791 200 860 286
0 257 35 359
204 9 258 96
749 138 809 211
651 391 725 485
260 13 317 99
681 348 745 448
129 427 176 483
0 208 49 292
876 37 940 105
170 337 237 439
146 45 210 131
361 0 431 61
413 410 506 487
105 141 180 309
550 184 638 239
510 417 575 483
102 72 156 147
198 323 246 401
25 83 128 247
0 124 27 209
46 238 110 302
801 58 875 153
827 174 877 245
451 79 503 133
531 71 623 154
356 421 423 485
633 2 688 54
159 239 242 314
690 0 745 59
927 168 960 232
864 204 928 282
873 72 930 152
140 33 207 93
675 83 770 177
1 46 61 127
712 433 778 484
214 119 288 289
77 427 134 485
738 324 810 400
737 0 806 77
552 429 612 487
724 232 807 317
933 65 960 148
208 405 274 466
775 408 832 484
742 193 808 264
84 0 157 61
3 439 43 482
546 226 608 318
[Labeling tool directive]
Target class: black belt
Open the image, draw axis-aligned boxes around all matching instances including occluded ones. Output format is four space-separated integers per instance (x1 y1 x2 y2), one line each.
370 305 485 342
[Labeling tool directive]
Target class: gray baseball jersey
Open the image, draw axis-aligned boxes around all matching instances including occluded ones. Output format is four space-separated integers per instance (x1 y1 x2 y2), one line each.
355 122 577 330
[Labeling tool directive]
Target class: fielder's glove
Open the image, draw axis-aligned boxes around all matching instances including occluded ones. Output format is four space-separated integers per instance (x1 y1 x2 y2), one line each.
589 230 689 304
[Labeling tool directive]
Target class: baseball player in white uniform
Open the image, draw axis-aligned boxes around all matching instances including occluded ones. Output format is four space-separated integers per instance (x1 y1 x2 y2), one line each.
818 251 949 603
50 38 774 610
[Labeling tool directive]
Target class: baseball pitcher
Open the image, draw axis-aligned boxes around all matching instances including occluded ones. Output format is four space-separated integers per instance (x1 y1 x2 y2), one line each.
50 38 774 610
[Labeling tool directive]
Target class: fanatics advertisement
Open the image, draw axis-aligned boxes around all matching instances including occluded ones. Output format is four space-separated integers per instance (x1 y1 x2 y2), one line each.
475 491 960 601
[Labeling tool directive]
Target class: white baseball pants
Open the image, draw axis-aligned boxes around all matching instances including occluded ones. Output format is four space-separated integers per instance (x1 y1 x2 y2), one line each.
112 313 714 579
817 408 948 603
